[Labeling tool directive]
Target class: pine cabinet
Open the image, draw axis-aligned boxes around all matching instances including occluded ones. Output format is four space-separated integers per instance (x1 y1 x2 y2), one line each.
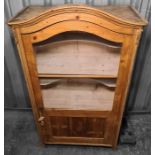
8 5 147 148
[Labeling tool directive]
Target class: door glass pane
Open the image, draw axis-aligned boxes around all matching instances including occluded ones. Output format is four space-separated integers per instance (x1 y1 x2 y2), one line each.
33 32 122 76
40 78 116 111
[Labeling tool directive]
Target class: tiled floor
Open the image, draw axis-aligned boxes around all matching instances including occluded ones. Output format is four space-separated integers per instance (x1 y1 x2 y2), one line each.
4 110 151 155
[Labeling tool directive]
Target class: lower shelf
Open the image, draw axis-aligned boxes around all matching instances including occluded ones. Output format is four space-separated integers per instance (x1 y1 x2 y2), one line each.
40 78 115 111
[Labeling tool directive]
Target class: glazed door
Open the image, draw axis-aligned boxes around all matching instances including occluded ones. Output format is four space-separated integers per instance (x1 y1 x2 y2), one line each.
21 22 133 147
24 31 122 146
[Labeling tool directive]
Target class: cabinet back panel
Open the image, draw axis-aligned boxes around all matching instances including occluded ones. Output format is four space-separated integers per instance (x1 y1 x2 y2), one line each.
41 78 115 110
34 39 121 76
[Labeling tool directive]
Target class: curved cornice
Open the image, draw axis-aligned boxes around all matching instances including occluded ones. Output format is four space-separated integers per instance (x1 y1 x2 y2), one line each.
8 5 147 27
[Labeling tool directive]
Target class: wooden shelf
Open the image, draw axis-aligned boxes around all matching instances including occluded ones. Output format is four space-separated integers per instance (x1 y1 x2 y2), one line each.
38 73 117 79
40 78 116 88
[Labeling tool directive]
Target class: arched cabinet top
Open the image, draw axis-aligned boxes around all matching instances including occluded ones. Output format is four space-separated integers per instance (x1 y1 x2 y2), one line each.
8 5 147 35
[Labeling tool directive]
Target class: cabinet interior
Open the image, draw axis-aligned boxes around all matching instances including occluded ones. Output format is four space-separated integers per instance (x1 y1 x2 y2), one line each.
40 78 116 110
33 32 121 111
33 32 122 77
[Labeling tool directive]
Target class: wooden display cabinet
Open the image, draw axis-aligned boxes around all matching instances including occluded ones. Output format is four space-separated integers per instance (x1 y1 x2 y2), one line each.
8 5 147 148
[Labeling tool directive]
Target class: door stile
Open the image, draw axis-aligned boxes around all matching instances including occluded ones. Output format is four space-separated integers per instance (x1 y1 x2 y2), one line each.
111 32 142 148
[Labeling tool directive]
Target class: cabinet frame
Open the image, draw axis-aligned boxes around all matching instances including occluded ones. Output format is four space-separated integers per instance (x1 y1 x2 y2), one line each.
8 5 147 148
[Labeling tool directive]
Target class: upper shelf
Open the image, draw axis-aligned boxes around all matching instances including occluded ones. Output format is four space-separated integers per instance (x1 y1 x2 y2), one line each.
8 5 147 26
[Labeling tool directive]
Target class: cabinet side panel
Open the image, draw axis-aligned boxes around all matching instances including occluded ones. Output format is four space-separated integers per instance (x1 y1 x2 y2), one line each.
11 28 45 143
112 30 142 148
